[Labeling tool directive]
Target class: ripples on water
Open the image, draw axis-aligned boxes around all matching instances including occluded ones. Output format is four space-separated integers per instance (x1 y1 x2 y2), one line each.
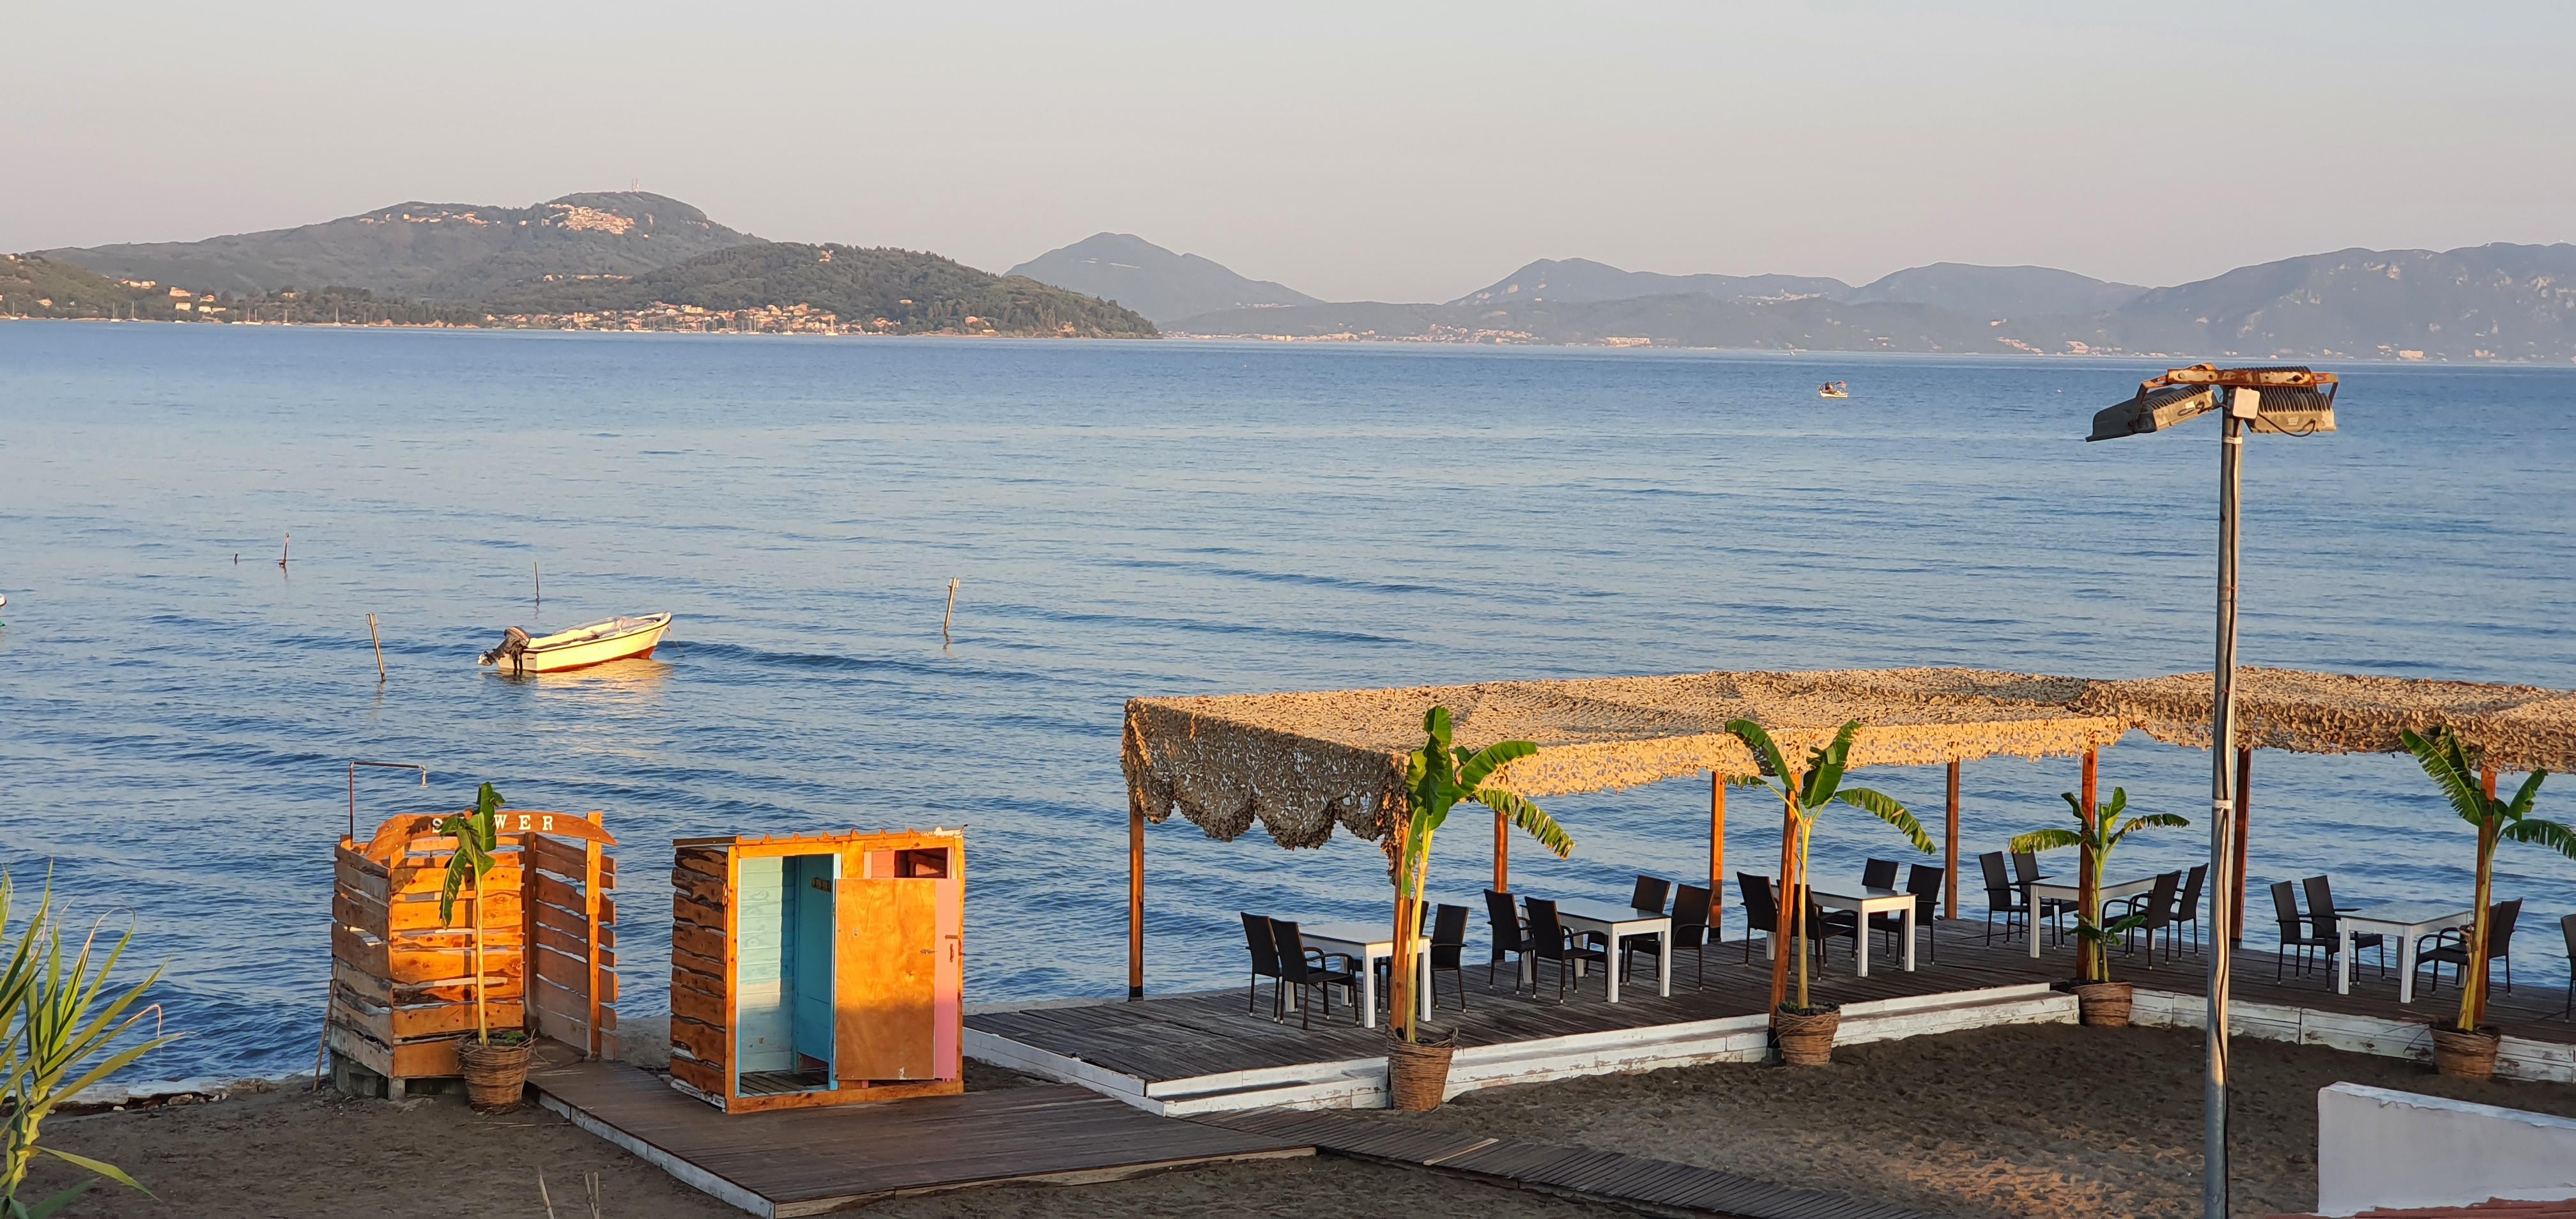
2 324 2573 1077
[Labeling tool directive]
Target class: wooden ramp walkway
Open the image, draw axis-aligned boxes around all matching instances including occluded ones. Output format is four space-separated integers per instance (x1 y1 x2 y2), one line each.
528 1050 1310 1216
1209 1107 1941 1219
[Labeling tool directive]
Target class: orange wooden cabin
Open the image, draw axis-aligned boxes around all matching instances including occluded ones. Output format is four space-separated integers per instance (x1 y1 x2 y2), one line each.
329 809 618 1094
667 829 965 1114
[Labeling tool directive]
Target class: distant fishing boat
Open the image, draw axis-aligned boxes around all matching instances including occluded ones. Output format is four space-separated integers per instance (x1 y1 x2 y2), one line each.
1817 381 1850 399
480 612 672 675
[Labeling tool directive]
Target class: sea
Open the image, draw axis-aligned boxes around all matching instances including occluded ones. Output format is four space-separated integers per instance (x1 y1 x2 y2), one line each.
3 321 2573 1080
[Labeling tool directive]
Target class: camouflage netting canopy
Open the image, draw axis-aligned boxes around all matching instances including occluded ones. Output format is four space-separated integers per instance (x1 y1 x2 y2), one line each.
1122 668 2126 848
2078 668 2576 776
1126 666 2576 850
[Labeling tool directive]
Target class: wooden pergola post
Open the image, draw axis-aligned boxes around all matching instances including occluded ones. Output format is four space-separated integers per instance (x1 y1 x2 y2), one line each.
1494 806 1508 893
1127 798 1145 1000
1708 772 1726 910
2079 747 2099 977
2231 746 2253 944
1943 760 1962 921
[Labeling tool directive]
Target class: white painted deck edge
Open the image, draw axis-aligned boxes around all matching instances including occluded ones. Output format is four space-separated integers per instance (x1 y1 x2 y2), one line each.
2131 988 2576 1085
962 1028 1163 1113
535 1090 773 1218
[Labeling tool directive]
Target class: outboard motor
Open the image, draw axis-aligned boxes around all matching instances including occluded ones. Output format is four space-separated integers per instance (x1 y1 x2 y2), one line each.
480 625 532 675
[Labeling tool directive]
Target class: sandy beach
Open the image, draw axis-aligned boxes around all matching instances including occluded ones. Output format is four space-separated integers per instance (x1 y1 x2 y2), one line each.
27 1069 1630 1219
1347 1022 2576 1218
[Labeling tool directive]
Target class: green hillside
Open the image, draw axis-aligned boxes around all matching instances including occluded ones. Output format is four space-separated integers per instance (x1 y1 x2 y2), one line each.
488 242 1159 337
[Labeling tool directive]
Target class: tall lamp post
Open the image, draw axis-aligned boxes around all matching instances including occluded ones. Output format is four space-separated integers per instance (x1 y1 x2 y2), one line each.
2088 363 2337 1219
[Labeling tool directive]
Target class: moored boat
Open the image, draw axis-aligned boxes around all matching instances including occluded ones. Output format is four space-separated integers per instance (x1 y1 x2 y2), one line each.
480 612 672 675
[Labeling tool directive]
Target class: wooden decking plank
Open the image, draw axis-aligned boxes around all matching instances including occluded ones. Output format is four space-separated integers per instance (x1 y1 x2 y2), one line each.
533 1056 1309 1209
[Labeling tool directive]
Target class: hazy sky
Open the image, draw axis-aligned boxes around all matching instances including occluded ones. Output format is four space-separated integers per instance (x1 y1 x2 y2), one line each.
9 2 2572 302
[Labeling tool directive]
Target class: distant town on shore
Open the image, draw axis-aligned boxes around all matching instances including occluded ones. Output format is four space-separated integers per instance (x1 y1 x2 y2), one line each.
8 190 2575 362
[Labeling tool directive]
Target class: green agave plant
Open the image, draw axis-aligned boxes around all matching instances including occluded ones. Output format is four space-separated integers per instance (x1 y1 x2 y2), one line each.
1726 719 1932 1015
1 876 178 1219
1388 706 1571 1045
2401 726 2576 1033
2009 787 2188 984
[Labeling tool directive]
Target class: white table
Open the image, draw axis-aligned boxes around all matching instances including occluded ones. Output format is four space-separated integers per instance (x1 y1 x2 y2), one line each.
2023 876 2160 959
2336 901 2472 1004
1805 886 1920 977
1294 921 1430 1029
1552 900 1671 1003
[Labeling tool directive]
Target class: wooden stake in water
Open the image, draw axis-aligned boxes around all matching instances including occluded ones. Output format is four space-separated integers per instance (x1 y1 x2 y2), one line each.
368 613 385 683
533 561 541 611
942 579 960 648
277 533 291 567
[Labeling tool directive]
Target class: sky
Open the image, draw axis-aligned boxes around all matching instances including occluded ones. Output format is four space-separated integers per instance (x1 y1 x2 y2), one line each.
8 1 2573 302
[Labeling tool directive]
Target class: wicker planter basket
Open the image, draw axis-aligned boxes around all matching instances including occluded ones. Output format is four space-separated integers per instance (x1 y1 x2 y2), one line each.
1386 1031 1457 1110
1772 1005 1841 1067
457 1037 535 1111
2430 1023 2502 1080
2069 981 2133 1027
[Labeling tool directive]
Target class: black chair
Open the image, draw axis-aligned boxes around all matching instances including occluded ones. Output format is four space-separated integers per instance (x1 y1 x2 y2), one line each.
2419 899 2522 996
1979 852 2028 945
1806 893 1860 961
2304 875 2386 979
2016 850 2072 942
1660 883 1715 989
1484 888 1534 992
1425 903 1471 1010
1524 898 1608 1001
2271 880 2336 979
1240 912 1286 1018
1872 863 1943 964
2168 864 2208 954
1269 919 1360 1029
2113 871 2182 969
1739 873 1781 963
1862 857 1899 891
2560 912 2575 1018
1619 876 1673 974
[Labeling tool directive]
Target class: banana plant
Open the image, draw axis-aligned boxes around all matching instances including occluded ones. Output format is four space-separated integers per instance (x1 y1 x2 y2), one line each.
433 783 509 1044
1726 719 1933 1015
1389 706 1572 1044
1 876 178 1219
2009 787 2187 983
2400 727 2575 1032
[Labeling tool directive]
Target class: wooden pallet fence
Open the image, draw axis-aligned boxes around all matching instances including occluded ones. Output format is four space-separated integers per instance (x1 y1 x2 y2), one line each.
330 811 618 1091
524 820 618 1060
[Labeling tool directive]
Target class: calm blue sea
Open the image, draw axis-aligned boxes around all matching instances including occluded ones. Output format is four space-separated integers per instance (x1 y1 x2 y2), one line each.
3 323 2573 1079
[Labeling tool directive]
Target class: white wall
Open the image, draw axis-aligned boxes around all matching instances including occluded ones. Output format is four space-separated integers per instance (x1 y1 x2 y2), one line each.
2318 1082 2576 1216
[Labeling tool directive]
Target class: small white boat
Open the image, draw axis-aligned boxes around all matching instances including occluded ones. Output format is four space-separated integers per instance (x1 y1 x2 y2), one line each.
480 613 672 675
1818 381 1850 399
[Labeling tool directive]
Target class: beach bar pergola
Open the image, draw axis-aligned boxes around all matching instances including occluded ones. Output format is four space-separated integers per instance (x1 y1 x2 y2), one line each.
1119 665 2576 999
1119 667 2130 998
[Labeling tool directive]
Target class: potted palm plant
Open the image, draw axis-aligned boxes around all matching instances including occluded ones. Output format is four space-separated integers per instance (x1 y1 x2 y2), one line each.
1726 719 1931 1066
1383 706 1571 1110
1 876 179 1218
2009 786 2186 1025
436 783 532 1110
2400 727 2574 1079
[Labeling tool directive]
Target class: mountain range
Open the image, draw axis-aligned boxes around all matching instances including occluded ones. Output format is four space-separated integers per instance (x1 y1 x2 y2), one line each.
19 194 2576 359
1020 236 2576 362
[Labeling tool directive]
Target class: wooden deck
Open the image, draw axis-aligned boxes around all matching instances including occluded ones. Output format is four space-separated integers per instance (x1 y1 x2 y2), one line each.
528 1048 1309 1216
969 919 2576 1090
1209 1107 1943 1219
